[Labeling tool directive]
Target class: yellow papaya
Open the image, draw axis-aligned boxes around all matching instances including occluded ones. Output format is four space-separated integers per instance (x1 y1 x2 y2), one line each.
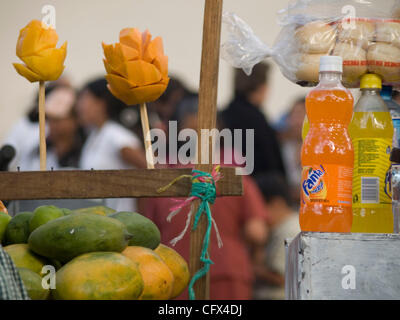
4 243 48 274
122 246 174 300
53 252 144 300
72 206 116 216
155 244 190 299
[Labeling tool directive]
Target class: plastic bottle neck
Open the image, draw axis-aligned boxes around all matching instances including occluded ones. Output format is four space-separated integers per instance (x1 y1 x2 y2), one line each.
361 88 381 96
318 71 343 84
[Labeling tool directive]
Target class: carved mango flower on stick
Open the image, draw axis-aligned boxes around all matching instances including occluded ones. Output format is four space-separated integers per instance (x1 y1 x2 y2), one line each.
102 29 170 169
102 28 169 105
13 20 67 83
13 20 67 171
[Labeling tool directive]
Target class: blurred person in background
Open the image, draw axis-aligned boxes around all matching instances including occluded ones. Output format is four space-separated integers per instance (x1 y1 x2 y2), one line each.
117 97 162 146
143 96 269 300
252 173 300 300
221 62 286 180
276 97 306 207
148 76 196 163
23 86 85 170
3 78 71 171
76 78 147 211
150 76 195 126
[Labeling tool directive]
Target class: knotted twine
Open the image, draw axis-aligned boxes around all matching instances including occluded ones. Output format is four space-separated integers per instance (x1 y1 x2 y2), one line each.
157 165 223 300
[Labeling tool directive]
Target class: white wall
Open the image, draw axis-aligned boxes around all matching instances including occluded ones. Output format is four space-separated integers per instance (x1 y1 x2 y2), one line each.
0 0 309 141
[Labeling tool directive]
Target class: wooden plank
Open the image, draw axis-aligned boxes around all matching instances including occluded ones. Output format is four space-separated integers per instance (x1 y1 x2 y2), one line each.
0 168 242 201
190 0 224 300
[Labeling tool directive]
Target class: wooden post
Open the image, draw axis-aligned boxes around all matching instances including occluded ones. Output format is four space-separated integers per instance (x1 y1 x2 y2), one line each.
189 0 223 300
38 81 46 171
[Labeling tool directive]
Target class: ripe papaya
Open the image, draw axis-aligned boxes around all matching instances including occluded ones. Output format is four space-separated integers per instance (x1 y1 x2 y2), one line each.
72 206 116 216
53 252 144 300
18 267 49 300
122 246 174 300
155 244 190 299
3 243 48 274
4 211 33 244
28 213 132 263
109 212 161 249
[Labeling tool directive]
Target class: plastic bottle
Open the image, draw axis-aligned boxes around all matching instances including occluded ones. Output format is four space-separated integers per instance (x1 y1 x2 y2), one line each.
349 74 394 233
300 56 354 232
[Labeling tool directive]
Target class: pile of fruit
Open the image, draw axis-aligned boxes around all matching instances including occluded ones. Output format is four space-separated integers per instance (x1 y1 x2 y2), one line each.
0 202 190 300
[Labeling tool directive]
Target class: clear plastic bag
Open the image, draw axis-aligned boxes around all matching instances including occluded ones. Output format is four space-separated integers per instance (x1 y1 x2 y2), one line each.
221 0 400 87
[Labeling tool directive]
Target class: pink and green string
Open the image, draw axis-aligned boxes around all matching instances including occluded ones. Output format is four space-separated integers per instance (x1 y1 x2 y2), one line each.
157 165 223 300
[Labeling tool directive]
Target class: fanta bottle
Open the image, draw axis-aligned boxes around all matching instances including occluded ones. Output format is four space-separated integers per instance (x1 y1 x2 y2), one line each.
349 74 394 233
300 56 354 232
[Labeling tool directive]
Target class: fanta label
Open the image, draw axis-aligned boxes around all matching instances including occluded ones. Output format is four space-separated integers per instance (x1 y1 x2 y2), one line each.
301 165 352 207
302 166 326 199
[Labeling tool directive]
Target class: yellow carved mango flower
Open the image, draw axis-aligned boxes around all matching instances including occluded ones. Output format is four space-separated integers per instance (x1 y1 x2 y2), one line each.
13 20 67 82
102 28 169 105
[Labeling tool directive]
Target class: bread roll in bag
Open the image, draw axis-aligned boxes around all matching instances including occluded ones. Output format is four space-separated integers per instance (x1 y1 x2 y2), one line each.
295 21 337 54
333 42 367 85
368 42 400 82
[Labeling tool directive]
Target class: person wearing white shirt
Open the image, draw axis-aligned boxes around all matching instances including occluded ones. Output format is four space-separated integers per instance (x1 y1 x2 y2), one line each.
76 78 147 212
25 85 85 171
4 117 40 171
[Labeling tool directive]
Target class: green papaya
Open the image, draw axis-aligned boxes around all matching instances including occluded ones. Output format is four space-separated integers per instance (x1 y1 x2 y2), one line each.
72 206 116 216
28 213 132 263
5 212 33 244
48 259 63 270
18 267 49 300
108 212 161 250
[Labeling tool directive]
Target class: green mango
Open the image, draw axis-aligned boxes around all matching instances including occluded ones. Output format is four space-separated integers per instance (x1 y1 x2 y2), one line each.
29 206 64 233
5 212 33 244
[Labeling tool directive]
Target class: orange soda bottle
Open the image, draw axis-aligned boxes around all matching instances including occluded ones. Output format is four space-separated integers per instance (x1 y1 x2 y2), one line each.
300 56 354 232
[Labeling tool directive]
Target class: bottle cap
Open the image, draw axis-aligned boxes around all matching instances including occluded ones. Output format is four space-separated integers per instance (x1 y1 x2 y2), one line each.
319 56 343 73
360 73 382 89
390 148 400 164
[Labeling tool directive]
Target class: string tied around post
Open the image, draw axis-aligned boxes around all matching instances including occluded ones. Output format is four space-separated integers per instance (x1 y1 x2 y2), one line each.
157 165 223 300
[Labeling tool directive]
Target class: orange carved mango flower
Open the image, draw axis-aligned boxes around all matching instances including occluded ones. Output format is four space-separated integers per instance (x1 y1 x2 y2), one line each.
13 20 67 82
0 201 8 214
102 28 169 105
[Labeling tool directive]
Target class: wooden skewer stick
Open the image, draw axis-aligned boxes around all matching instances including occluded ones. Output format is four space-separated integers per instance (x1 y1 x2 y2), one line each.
140 102 155 169
189 0 223 300
38 81 46 171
